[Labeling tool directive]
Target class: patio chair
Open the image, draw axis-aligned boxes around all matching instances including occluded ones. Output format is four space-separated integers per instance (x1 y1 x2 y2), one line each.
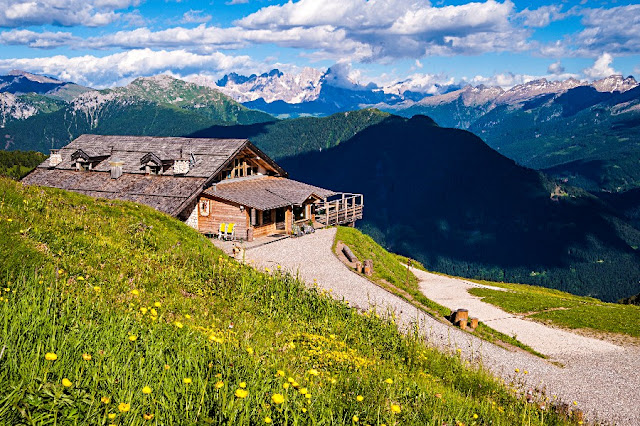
225 223 236 241
217 223 227 239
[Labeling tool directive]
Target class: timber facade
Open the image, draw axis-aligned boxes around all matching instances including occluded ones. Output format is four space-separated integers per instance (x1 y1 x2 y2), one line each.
23 135 363 241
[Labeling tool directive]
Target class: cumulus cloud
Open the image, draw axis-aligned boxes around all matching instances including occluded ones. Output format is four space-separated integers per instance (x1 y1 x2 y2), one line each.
0 29 78 48
0 49 257 88
547 60 565 75
0 0 140 27
517 5 565 28
583 53 618 79
236 0 529 61
465 72 536 88
574 5 640 56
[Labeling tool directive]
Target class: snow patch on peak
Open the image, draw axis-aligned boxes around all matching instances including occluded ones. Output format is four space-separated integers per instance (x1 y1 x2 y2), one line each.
0 92 38 127
591 75 638 93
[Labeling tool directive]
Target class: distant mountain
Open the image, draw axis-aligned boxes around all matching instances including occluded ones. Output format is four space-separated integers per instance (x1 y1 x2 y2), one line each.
389 75 640 192
280 115 640 302
0 70 92 102
2 75 275 152
0 92 65 128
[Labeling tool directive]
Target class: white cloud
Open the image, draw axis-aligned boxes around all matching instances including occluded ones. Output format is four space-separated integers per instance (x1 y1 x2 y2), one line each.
547 60 565 75
0 29 77 48
583 53 618 79
180 10 212 24
517 5 565 28
573 5 640 56
226 0 248 4
0 49 257 88
0 0 139 27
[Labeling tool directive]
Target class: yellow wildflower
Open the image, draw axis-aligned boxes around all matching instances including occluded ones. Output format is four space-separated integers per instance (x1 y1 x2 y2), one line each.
215 381 224 389
184 314 191 319
283 383 290 389
45 352 58 361
276 370 285 377
93 286 101 292
128 335 137 342
264 417 272 424
272 393 285 404
356 395 364 402
142 386 152 395
390 404 401 413
118 403 130 412
384 378 393 384
77 276 84 281
164 364 170 370
150 308 157 316
174 321 183 328
101 396 111 404
299 387 308 395
108 413 116 419
143 413 154 420
62 378 72 387
308 368 319 376
305 394 311 399
515 368 520 373
154 302 161 307
287 377 295 383
82 353 92 361
352 415 359 423
183 378 192 384
235 389 248 398
239 382 247 388
130 289 139 296
140 307 148 314
473 414 478 419
246 347 254 355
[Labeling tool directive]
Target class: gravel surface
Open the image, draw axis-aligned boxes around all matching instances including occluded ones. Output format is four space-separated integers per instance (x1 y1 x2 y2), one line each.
245 228 640 425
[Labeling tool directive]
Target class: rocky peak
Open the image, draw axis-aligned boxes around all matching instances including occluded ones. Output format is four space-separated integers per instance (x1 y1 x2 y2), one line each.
591 75 638 93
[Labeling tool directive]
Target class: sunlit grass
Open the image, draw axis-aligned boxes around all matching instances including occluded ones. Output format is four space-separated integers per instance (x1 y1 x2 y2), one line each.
0 178 574 424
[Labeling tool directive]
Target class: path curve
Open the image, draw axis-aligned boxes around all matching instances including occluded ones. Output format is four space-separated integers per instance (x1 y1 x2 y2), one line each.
413 269 622 358
244 228 640 425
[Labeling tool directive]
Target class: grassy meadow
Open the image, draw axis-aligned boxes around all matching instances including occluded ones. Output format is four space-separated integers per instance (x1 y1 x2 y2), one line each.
467 281 640 339
0 177 576 425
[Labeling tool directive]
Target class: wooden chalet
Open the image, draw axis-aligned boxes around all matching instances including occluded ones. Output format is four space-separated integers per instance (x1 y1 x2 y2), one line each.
22 135 363 240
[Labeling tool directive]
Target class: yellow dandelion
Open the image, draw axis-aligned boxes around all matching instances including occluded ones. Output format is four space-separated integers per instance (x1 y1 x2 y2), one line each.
287 377 295 383
154 301 161 307
524 370 528 374
391 404 401 414
150 308 157 316
183 378 192 384
239 382 247 388
573 401 578 405
45 352 58 361
301 407 307 413
118 403 130 413
352 415 359 423
101 396 111 404
305 393 311 399
77 276 84 281
246 347 254 355
108 413 116 419
61 378 72 388
235 388 248 398
473 414 478 419
215 381 224 389
93 286 101 292
58 269 64 274
184 314 191 319
356 395 364 402
264 417 272 424
283 383 290 389
142 386 152 395
128 335 137 342
174 321 183 328
299 387 308 395
276 370 285 377
143 413 154 420
82 353 92 361
384 378 393 384
515 368 520 373
164 364 170 370
308 368 319 376
130 289 139 296
272 393 285 404
140 307 148 314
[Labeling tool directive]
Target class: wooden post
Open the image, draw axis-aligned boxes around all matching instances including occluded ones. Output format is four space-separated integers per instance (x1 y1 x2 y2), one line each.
355 261 363 273
453 309 469 325
458 320 467 330
469 317 479 329
363 259 373 276
342 245 358 263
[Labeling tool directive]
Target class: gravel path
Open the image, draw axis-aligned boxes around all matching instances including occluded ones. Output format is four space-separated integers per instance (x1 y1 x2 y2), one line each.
414 269 622 358
245 228 640 425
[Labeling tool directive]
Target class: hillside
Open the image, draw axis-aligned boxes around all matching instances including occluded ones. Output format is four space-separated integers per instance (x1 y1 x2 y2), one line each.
0 150 46 179
280 115 640 302
0 177 568 425
190 108 390 160
1 75 275 152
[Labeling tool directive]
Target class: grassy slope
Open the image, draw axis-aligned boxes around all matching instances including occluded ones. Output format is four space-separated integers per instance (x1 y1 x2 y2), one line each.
0 178 571 425
467 281 640 339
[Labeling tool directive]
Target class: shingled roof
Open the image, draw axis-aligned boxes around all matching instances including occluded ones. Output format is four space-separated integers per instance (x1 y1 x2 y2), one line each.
204 176 336 210
22 134 287 216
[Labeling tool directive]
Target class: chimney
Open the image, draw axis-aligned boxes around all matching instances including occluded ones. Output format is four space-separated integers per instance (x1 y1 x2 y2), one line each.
49 149 62 167
174 148 190 175
109 158 124 179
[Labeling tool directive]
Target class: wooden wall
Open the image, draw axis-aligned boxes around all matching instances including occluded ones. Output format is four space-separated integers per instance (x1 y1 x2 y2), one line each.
198 195 249 239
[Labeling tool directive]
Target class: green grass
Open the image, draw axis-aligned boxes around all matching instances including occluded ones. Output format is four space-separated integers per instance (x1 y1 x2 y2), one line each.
467 281 640 339
0 178 575 425
334 227 545 357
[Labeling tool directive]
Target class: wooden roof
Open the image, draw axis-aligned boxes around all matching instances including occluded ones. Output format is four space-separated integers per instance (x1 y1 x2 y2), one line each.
23 168 206 215
204 176 336 210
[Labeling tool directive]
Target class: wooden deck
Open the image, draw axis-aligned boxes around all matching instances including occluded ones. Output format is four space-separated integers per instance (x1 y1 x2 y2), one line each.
315 193 363 226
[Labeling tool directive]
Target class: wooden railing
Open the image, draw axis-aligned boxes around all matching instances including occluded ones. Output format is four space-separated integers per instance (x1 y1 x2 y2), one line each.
315 193 364 226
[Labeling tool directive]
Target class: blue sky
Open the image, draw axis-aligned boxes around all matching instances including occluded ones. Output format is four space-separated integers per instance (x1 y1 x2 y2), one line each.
0 0 639 89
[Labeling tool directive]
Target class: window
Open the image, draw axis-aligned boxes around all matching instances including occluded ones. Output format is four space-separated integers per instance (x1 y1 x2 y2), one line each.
293 205 306 221
199 199 210 216
262 209 273 225
75 161 91 171
148 165 162 175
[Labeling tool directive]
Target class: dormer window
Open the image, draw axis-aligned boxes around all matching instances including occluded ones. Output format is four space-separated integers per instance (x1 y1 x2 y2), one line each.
71 149 107 171
140 152 173 176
